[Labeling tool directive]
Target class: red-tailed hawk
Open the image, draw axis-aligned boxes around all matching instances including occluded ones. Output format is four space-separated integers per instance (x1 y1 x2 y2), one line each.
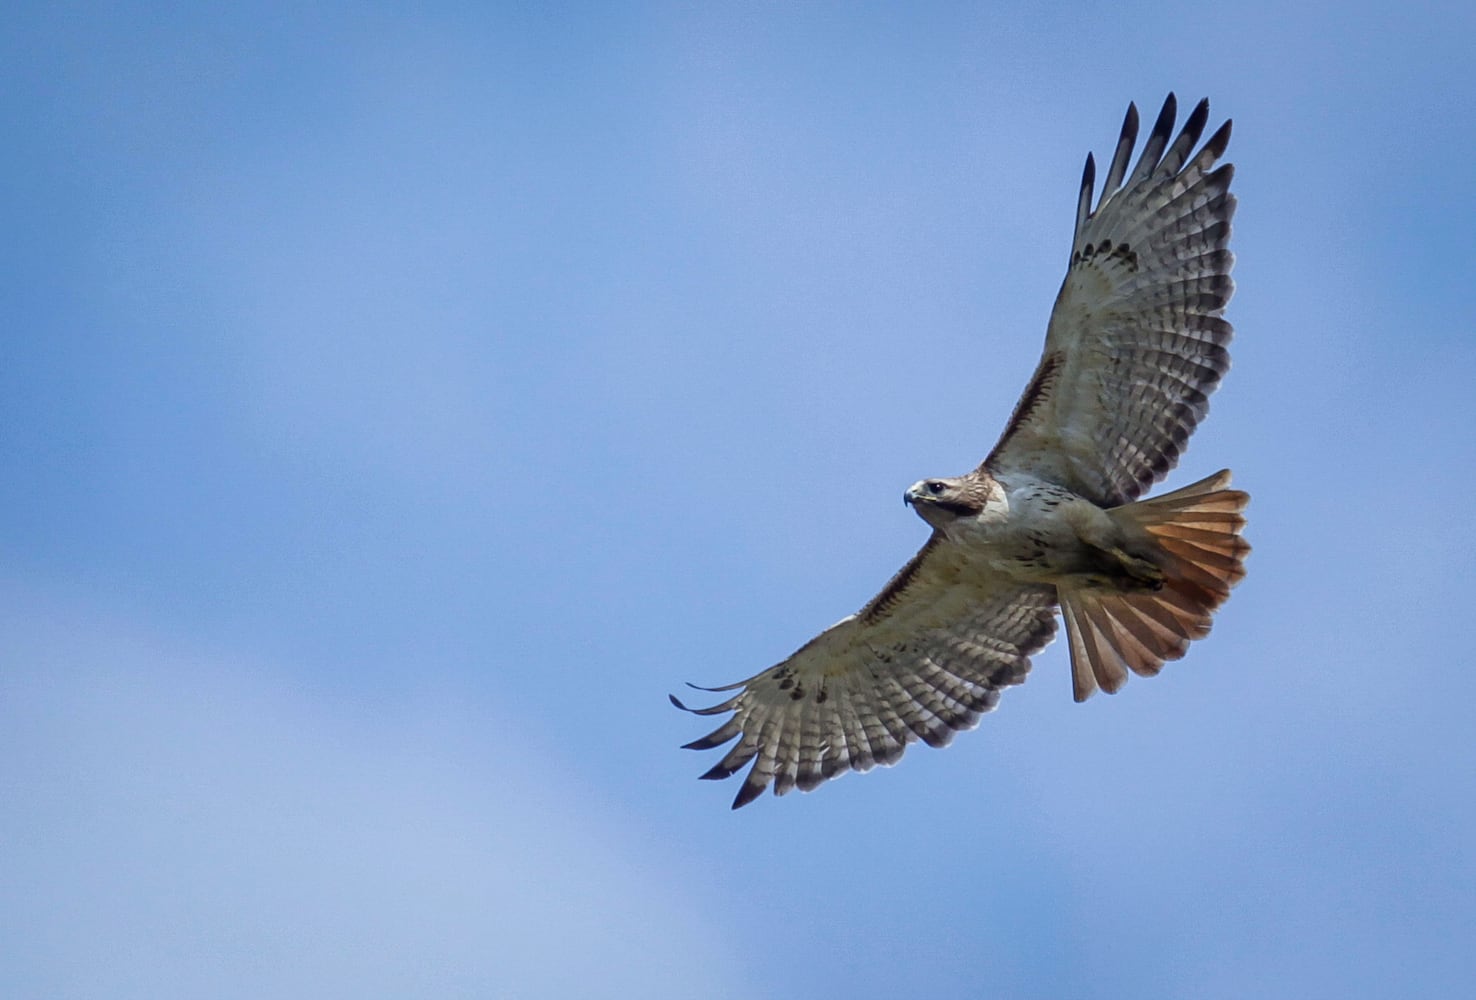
673 95 1249 809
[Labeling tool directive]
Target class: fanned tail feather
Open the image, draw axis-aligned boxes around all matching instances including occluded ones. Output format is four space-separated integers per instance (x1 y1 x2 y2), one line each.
1060 469 1248 702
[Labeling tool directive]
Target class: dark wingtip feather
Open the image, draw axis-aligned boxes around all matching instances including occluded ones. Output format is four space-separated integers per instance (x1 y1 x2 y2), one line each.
1122 100 1140 138
682 717 742 751
699 760 739 781
1150 93 1178 145
1101 101 1140 200
669 691 740 717
1125 93 1178 188
1186 97 1211 138
1203 117 1233 160
1074 151 1096 241
1157 92 1179 130
731 773 766 809
1152 97 1212 180
685 679 743 693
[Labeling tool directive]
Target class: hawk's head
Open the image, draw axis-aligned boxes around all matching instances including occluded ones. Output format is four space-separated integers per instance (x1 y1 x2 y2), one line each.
904 475 988 529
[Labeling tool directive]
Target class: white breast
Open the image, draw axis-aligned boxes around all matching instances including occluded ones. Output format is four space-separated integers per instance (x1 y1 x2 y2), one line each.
944 475 1098 582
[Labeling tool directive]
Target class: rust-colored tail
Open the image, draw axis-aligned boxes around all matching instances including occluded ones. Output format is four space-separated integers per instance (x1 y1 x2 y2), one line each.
1059 470 1249 702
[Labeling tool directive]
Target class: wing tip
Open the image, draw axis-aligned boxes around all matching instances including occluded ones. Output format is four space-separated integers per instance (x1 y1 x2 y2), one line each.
1072 150 1097 243
731 772 767 809
1153 92 1179 138
1187 95 1210 129
1204 117 1233 160
1171 97 1210 151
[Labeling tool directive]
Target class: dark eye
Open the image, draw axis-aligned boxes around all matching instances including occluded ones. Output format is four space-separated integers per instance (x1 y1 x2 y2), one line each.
927 481 945 495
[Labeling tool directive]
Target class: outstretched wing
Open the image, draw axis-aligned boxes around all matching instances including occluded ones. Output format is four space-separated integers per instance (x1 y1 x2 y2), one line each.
673 539 1058 809
986 94 1237 506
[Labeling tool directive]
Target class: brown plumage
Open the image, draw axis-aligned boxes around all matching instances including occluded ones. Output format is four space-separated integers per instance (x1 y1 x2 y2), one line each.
674 94 1249 809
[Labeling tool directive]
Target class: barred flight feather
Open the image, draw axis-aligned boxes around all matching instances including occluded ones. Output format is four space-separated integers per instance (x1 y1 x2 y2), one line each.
674 569 1058 808
988 95 1237 506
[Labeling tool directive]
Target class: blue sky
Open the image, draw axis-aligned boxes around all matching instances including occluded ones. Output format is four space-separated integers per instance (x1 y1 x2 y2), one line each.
4 3 1474 997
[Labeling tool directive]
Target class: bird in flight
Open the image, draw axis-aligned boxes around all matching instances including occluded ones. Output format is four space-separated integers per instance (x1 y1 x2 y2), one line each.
673 94 1249 809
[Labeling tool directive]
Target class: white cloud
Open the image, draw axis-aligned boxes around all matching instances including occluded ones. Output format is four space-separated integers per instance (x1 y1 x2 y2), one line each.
0 580 747 999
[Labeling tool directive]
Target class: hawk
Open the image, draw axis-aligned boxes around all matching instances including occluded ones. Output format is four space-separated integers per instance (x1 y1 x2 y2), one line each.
673 94 1249 809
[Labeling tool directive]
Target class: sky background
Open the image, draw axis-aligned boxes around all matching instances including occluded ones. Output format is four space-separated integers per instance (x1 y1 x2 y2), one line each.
4 3 1475 997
